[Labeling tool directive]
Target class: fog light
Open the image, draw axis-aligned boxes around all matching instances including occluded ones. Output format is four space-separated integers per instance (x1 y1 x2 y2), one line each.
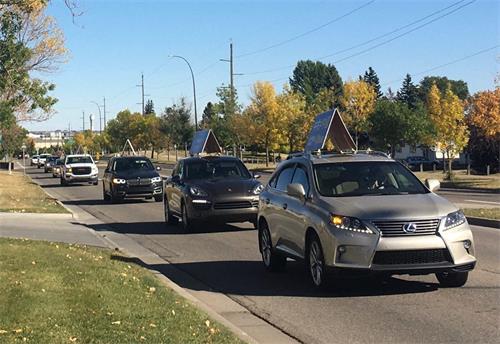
338 246 346 253
463 240 471 250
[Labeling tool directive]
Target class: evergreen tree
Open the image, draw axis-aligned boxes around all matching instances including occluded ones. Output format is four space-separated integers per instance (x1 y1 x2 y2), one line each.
144 99 155 114
201 102 216 129
361 67 382 98
159 98 194 147
396 74 420 109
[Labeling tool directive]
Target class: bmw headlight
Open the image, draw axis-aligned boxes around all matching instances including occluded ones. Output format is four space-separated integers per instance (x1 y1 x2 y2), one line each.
252 184 264 195
443 210 466 230
113 178 126 184
151 176 162 183
330 214 374 234
190 186 207 197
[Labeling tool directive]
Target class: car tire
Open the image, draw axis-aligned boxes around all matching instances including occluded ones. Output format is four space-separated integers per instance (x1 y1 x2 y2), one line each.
164 196 178 225
111 192 122 204
93 181 98 186
436 271 468 288
259 221 286 272
306 233 329 289
154 195 163 202
60 177 67 186
103 185 110 201
181 202 196 232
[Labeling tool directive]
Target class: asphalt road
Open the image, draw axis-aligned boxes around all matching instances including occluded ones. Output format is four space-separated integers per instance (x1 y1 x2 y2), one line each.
26 164 500 344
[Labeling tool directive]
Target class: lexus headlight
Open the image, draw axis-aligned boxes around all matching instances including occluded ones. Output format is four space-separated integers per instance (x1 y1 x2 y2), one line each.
113 178 126 184
252 184 264 195
443 210 466 230
330 214 374 234
190 186 207 197
151 176 162 183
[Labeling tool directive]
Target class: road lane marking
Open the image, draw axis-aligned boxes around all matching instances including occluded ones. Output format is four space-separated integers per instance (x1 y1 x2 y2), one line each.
464 199 500 205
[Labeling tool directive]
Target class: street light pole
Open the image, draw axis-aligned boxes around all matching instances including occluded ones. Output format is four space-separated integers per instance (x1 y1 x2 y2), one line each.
90 101 102 133
170 55 198 130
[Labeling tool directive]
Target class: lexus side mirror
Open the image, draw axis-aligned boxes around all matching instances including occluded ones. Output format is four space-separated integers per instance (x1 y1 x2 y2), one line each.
287 183 306 200
425 178 440 192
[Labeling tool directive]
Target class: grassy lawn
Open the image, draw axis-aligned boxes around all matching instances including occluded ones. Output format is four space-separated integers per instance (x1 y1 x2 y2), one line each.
414 170 500 191
463 208 500 220
0 171 67 213
0 238 242 344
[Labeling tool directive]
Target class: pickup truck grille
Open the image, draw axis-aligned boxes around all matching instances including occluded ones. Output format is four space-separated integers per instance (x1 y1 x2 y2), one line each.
72 167 91 175
373 219 440 237
373 249 452 265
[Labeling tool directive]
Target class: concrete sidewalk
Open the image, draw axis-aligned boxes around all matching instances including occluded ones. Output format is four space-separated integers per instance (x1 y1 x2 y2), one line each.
0 207 297 344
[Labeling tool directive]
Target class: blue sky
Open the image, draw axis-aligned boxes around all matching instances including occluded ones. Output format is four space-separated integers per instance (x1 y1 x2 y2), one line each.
27 0 499 131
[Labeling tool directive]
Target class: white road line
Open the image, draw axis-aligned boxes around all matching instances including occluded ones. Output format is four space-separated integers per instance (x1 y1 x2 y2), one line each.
464 199 500 205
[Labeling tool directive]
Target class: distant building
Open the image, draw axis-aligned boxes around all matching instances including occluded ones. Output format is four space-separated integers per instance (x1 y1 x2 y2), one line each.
28 130 75 150
393 144 467 164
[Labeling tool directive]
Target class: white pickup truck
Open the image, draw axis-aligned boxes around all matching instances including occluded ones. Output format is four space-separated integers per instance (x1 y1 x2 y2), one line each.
61 154 99 186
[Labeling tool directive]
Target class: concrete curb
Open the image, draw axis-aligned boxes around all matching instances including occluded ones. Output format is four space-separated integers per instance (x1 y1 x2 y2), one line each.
0 212 73 220
440 187 499 194
467 216 500 229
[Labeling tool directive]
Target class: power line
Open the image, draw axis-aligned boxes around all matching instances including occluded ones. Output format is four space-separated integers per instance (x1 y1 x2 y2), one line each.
235 0 375 59
243 0 474 76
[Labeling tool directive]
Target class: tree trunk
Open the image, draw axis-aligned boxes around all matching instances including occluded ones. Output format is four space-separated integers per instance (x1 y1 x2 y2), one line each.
150 147 154 159
355 131 359 151
447 150 453 180
265 144 269 167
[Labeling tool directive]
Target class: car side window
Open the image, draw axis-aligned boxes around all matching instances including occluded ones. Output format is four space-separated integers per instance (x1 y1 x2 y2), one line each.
275 165 295 192
291 165 310 195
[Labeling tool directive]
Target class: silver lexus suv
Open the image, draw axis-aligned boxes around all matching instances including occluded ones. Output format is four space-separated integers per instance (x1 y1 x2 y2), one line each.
258 152 476 289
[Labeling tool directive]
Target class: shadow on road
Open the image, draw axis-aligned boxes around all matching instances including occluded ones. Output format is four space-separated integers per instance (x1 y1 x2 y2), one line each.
63 198 151 206
82 220 254 235
110 255 439 298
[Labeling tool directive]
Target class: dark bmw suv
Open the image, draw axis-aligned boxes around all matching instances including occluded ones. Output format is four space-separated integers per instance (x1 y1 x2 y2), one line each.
102 156 163 203
163 156 263 231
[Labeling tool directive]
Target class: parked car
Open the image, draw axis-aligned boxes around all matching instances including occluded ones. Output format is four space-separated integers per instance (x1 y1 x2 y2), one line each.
44 156 59 173
257 152 476 289
164 156 263 231
52 158 64 178
102 156 162 203
31 155 39 166
404 156 440 171
37 153 51 168
61 154 99 185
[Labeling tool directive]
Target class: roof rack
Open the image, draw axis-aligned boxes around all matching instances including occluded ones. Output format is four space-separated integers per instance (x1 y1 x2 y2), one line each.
287 149 391 160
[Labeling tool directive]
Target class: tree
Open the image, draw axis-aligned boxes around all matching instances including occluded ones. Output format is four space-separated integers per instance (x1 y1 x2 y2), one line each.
0 117 27 166
427 84 469 178
289 60 343 106
339 80 376 149
276 86 306 152
143 114 162 158
159 98 194 149
0 1 67 122
201 102 216 129
467 88 500 172
419 76 469 102
144 99 155 114
212 85 242 148
361 67 382 98
396 74 420 109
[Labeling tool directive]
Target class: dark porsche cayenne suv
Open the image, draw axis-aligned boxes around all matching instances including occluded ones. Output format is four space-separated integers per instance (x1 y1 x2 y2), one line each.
102 156 163 203
163 156 263 231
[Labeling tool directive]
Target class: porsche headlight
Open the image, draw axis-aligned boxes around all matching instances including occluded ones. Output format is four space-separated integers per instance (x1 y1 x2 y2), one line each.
443 210 467 230
190 186 207 197
330 214 374 234
252 184 264 195
151 176 162 183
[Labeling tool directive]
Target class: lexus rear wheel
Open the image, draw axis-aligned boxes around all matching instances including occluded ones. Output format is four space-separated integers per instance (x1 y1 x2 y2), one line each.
259 222 286 272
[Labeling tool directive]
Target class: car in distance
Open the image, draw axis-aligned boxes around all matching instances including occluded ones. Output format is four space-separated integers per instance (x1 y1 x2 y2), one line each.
37 153 51 168
44 156 59 173
102 156 163 203
404 156 440 171
30 155 39 166
164 156 263 231
52 158 64 178
61 154 99 185
258 152 476 289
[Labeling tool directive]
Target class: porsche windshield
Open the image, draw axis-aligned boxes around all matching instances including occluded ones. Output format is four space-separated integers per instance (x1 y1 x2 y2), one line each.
184 160 251 180
314 161 428 197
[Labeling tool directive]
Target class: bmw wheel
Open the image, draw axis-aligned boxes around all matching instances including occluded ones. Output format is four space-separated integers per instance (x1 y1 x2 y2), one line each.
436 271 468 288
259 221 286 272
307 234 328 289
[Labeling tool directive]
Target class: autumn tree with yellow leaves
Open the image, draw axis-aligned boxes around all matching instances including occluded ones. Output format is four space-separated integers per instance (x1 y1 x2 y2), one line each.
427 83 469 178
340 80 376 149
276 85 307 152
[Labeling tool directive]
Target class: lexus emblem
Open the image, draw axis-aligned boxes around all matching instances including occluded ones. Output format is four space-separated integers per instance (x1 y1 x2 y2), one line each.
403 223 417 233
227 187 232 192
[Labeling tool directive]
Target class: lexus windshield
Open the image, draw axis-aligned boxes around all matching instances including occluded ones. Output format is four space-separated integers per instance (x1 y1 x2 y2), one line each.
314 161 428 197
184 160 251 180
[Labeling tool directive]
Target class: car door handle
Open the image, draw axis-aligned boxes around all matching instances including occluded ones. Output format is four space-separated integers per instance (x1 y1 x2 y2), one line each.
282 203 288 210
265 198 270 204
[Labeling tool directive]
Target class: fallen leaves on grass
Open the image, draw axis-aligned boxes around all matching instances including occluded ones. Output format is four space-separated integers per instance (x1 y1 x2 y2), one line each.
0 330 7 334
171 310 175 316
69 336 77 342
205 320 210 328
111 321 121 325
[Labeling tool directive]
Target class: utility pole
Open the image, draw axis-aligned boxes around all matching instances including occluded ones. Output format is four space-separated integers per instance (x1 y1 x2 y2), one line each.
137 73 145 115
81 111 85 131
103 97 107 130
220 41 243 109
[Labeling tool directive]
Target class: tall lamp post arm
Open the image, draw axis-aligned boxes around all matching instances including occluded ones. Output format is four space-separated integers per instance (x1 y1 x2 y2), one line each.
170 55 198 130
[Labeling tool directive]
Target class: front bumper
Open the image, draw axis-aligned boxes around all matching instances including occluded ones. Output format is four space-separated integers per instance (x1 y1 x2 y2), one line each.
64 174 98 183
323 221 476 275
113 183 162 198
187 197 259 223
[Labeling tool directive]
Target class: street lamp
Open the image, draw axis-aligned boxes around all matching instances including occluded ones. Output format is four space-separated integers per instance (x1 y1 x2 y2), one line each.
90 101 102 133
169 55 198 130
